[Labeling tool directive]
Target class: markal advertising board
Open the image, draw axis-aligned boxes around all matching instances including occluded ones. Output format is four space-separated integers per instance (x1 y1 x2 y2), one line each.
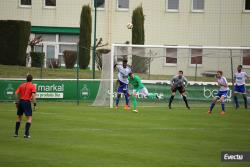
0 79 99 101
0 79 249 102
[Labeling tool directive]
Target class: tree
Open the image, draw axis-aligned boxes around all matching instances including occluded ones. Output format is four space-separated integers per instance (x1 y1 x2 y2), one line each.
132 5 145 45
79 5 92 69
95 38 109 70
28 35 43 67
131 5 147 73
0 20 30 66
28 35 42 52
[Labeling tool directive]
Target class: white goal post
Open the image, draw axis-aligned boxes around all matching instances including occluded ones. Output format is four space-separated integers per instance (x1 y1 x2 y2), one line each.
92 44 250 108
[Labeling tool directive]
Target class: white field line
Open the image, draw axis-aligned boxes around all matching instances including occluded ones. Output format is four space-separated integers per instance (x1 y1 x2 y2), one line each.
51 127 250 132
36 112 58 115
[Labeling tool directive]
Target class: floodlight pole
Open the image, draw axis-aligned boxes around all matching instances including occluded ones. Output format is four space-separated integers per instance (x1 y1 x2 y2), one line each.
195 63 197 81
77 43 80 106
110 44 114 108
230 49 234 85
40 43 44 79
92 0 97 79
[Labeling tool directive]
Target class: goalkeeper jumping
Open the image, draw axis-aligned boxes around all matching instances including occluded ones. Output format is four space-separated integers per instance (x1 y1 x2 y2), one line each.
128 72 159 113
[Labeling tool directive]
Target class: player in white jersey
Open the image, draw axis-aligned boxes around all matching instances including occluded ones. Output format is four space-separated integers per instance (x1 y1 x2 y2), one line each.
233 65 249 109
114 59 131 110
208 71 229 115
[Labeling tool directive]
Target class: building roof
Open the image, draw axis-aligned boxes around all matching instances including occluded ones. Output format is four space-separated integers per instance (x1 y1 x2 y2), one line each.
31 26 80 34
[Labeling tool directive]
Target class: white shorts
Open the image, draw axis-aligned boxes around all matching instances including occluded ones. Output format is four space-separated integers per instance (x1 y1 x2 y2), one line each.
133 87 149 97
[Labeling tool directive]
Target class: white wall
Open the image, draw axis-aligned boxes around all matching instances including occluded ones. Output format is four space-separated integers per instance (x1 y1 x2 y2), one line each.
1 0 249 45
0 0 250 76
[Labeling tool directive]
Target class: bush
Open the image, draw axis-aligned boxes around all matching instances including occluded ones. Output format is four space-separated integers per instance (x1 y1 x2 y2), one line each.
0 20 30 66
63 50 77 69
30 52 45 67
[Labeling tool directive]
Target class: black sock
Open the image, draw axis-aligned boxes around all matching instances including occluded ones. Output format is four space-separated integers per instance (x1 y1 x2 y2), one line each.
183 96 189 107
25 122 31 136
169 95 174 106
15 122 20 135
234 96 239 108
243 95 248 109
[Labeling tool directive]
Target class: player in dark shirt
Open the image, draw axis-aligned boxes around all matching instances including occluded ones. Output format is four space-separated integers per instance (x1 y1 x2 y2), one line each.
169 71 190 110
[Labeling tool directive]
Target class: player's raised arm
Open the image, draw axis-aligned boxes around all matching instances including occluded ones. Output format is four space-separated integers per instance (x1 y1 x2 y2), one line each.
116 64 123 72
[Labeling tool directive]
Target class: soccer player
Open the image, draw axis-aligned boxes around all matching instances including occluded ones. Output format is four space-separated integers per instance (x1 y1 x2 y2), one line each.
128 72 159 113
168 70 190 109
208 71 229 115
114 59 131 110
233 65 249 109
14 74 36 138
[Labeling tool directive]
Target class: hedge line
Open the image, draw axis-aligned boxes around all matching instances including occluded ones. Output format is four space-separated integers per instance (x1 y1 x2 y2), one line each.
0 20 31 66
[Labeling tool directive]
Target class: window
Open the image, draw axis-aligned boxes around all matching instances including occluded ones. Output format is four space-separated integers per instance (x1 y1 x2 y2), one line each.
36 34 56 42
245 0 250 11
94 0 105 9
44 0 56 8
59 34 78 53
35 45 43 52
191 48 202 65
167 0 179 11
166 48 177 65
20 0 31 7
192 0 204 12
117 0 129 10
59 34 79 43
243 49 250 66
59 45 77 53
45 45 55 59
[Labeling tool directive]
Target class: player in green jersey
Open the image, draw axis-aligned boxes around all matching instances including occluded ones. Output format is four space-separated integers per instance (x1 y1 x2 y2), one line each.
128 72 159 112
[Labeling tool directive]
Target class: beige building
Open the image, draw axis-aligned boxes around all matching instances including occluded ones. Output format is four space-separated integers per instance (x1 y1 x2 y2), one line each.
0 0 250 76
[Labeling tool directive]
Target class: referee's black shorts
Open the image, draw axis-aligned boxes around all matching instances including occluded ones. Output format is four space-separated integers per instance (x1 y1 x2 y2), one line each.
16 100 32 116
171 86 185 94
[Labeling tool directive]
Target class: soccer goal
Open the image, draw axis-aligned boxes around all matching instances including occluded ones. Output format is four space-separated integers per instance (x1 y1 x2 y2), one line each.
92 44 250 108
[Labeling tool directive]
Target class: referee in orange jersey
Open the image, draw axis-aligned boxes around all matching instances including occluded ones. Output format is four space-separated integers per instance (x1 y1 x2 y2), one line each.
14 74 36 138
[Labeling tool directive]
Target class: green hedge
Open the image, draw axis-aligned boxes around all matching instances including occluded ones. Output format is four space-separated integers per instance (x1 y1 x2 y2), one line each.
0 20 31 66
30 52 45 67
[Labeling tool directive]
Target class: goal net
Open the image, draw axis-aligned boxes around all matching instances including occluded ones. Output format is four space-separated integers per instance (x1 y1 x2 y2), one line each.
92 44 250 108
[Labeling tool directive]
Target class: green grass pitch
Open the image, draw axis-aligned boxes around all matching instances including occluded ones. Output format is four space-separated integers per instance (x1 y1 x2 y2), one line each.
0 102 250 167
